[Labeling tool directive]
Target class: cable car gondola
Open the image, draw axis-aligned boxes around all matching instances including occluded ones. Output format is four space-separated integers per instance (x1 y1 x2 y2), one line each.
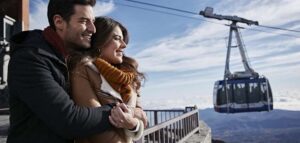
213 76 273 113
200 7 273 113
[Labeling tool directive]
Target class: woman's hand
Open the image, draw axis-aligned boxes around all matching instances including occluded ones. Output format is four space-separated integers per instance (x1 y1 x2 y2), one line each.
133 108 147 128
109 103 138 130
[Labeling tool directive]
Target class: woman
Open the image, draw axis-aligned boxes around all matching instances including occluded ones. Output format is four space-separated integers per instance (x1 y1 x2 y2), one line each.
68 16 146 143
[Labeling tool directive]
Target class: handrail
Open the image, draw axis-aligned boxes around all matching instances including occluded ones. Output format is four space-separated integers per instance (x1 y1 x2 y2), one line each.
135 107 200 143
144 109 185 127
144 109 198 134
144 106 196 127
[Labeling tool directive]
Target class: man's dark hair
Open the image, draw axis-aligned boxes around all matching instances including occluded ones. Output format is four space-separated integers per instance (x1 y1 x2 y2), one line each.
47 0 96 29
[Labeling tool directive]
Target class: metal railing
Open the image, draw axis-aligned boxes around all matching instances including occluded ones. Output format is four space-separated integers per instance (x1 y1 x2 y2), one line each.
135 106 200 143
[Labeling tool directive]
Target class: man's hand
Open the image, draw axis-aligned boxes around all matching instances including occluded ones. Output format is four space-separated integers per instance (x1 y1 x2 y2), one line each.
109 103 138 129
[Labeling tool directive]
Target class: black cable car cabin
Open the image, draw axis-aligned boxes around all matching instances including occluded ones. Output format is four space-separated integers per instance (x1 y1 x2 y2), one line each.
213 76 273 113
199 7 274 113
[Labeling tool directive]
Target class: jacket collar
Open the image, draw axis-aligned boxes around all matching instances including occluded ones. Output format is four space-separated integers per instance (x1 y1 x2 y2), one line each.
42 26 68 59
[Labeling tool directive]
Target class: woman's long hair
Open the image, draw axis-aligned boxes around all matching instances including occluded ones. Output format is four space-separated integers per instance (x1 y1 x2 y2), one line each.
116 55 146 95
89 16 129 58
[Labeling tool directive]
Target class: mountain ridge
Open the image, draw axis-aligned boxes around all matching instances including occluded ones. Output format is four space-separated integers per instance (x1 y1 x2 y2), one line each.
199 108 300 143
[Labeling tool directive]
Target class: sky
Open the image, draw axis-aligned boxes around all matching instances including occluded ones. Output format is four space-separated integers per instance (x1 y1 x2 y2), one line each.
29 0 300 111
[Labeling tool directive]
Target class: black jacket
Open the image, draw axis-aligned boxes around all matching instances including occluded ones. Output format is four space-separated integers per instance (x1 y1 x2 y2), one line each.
7 30 112 143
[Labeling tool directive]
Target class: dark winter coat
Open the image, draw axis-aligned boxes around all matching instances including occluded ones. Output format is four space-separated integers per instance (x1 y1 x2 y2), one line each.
7 30 113 143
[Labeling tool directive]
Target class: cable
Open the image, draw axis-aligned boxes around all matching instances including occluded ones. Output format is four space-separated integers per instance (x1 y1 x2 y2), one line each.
114 2 300 39
99 0 300 38
247 28 300 38
122 0 198 15
113 2 226 25
116 0 300 34
258 25 300 33
115 2 199 20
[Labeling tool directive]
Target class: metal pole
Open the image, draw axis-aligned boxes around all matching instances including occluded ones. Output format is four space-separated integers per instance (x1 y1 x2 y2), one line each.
234 25 255 74
224 23 235 113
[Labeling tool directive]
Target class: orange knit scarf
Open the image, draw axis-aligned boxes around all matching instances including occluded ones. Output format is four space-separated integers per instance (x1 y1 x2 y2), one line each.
93 58 134 102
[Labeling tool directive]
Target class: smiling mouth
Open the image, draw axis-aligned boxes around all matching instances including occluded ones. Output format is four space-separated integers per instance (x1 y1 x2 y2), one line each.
82 34 92 41
116 50 123 56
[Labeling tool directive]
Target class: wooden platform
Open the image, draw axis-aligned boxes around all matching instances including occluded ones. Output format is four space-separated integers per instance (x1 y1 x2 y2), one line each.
184 121 211 143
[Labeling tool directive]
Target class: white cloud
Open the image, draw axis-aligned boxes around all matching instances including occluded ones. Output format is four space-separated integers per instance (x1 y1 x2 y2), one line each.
93 0 115 17
273 89 300 111
29 0 48 30
214 0 300 26
142 92 213 110
136 23 227 72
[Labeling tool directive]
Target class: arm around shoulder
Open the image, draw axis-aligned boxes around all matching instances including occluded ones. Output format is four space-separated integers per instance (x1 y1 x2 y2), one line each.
8 48 112 138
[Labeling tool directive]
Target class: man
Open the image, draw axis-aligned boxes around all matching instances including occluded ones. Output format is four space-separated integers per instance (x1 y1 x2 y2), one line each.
7 0 114 142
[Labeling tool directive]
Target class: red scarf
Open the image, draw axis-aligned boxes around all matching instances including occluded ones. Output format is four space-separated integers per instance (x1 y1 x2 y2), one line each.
42 26 68 58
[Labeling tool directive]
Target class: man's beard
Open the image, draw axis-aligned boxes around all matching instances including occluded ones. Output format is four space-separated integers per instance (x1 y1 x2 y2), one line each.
66 41 91 53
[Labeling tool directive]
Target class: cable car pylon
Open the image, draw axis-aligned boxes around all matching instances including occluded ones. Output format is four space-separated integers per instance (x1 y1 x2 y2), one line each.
200 7 273 113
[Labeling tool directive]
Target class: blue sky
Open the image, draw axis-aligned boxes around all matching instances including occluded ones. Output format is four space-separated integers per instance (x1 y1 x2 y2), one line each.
30 0 300 110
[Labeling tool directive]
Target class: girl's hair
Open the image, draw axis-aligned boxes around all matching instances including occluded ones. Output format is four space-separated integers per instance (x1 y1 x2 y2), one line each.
89 16 129 58
116 55 146 93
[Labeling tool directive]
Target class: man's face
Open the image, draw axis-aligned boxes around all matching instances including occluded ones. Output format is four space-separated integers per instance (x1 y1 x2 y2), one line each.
63 5 95 49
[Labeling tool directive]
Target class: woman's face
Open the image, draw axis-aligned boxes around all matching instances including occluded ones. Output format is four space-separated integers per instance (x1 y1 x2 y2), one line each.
100 26 127 64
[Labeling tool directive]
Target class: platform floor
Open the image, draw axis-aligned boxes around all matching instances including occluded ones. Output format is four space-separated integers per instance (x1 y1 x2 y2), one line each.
184 121 211 143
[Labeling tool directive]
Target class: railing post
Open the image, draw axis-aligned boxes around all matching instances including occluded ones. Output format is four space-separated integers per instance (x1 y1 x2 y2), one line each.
154 110 158 125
